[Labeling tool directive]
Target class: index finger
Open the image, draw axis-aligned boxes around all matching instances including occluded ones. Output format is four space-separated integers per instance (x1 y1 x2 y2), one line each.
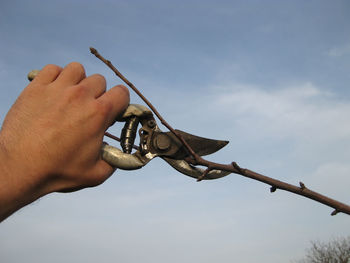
98 85 130 129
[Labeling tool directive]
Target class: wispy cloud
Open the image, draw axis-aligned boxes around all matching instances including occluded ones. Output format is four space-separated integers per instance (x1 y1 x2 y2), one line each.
328 44 350 57
309 161 350 200
212 82 350 144
207 81 350 193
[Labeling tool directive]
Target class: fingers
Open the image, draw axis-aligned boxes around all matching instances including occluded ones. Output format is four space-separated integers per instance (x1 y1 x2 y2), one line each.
98 85 130 129
55 62 86 86
78 74 106 98
89 159 116 186
31 64 62 85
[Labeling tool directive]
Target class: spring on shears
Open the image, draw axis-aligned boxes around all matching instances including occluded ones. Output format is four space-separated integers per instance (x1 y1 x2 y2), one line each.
120 116 139 154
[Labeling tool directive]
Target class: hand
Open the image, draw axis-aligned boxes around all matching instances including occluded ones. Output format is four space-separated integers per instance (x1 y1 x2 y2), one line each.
0 62 129 220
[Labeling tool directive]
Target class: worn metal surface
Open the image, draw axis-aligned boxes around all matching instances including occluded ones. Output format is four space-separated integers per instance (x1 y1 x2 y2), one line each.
102 103 230 180
27 70 40 81
163 157 231 180
101 144 145 170
162 129 228 159
120 116 139 154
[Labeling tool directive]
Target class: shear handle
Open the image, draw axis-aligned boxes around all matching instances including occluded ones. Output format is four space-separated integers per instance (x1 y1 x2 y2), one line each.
102 104 158 169
101 144 155 170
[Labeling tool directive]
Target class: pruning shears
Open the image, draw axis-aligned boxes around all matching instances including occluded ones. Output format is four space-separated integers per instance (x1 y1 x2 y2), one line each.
103 104 230 180
28 70 230 180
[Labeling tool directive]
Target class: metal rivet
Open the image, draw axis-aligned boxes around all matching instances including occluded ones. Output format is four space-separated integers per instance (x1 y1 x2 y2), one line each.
155 134 171 151
147 120 156 128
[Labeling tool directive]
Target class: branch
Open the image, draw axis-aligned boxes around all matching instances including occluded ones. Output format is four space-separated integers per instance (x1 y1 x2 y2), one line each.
90 47 350 216
104 132 139 150
90 48 198 160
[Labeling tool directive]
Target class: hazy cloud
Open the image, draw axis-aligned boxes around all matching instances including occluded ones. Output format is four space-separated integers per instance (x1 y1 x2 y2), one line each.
1 1 350 263
213 82 350 143
328 44 350 57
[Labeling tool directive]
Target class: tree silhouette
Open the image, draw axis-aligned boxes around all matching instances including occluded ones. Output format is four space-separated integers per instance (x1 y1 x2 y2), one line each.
296 236 350 263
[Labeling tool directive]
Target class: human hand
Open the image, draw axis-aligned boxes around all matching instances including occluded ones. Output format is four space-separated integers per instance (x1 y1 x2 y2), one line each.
0 62 129 220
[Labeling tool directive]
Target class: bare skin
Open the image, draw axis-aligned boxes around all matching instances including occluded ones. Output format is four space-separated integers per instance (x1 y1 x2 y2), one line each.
0 62 130 221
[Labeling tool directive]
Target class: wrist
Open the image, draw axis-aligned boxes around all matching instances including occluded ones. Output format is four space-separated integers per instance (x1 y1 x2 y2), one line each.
0 134 50 221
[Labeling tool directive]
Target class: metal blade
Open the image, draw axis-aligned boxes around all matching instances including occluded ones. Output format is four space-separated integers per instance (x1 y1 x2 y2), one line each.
162 157 231 180
163 129 229 159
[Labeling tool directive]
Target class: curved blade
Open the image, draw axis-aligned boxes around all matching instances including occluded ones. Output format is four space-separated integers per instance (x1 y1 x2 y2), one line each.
164 129 229 159
162 157 231 180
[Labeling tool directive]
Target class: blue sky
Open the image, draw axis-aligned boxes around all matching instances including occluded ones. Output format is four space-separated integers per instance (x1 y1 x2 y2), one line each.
1 1 350 262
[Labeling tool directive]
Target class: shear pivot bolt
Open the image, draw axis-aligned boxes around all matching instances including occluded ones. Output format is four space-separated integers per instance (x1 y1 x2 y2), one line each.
147 120 156 128
155 134 171 151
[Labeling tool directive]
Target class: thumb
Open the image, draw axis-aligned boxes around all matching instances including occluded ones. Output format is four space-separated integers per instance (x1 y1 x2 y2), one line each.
98 85 130 129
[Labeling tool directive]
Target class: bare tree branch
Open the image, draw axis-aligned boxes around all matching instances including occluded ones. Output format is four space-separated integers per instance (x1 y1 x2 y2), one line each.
90 47 350 216
296 236 350 263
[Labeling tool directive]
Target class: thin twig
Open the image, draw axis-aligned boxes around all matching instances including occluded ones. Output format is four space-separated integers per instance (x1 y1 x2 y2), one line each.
104 131 121 142
90 47 350 216
104 132 139 150
197 167 213 182
90 47 199 160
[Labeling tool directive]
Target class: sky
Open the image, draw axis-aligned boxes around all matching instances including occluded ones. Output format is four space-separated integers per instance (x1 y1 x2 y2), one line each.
1 0 350 262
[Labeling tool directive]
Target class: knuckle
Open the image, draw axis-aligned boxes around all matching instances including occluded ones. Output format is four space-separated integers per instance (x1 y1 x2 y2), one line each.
67 62 85 77
43 64 61 74
93 73 105 82
92 73 107 91
68 61 84 70
75 84 89 96
65 84 88 101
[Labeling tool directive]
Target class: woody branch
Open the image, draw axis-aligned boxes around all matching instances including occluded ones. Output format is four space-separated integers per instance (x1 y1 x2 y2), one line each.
90 47 350 216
